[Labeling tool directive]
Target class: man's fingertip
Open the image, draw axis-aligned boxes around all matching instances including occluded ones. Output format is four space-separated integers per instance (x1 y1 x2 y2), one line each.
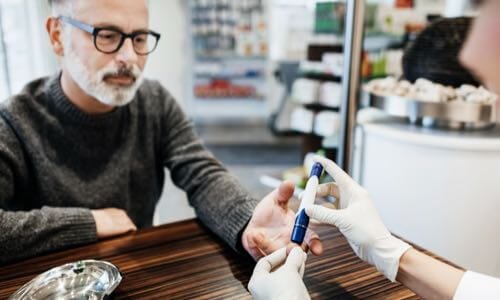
311 242 323 256
280 180 295 191
277 182 295 204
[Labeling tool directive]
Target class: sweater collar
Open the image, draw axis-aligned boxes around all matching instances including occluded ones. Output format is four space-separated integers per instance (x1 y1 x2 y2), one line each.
46 73 127 126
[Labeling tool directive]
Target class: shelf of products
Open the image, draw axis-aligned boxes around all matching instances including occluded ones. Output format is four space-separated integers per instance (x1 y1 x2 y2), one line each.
190 0 268 59
192 97 268 121
193 58 265 80
270 45 344 151
188 0 269 122
188 0 268 122
194 78 261 99
286 44 344 142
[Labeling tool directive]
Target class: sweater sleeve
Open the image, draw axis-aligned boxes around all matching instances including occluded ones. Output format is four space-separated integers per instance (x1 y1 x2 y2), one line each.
0 117 97 264
156 86 259 252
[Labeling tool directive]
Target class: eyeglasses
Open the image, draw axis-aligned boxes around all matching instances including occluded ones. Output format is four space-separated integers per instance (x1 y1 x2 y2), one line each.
57 16 161 55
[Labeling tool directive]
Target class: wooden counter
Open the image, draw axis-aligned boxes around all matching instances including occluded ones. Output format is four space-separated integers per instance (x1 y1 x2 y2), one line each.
0 219 435 299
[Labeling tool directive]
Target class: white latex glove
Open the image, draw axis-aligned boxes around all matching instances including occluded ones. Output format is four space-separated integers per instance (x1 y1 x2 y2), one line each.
305 156 412 282
248 247 310 300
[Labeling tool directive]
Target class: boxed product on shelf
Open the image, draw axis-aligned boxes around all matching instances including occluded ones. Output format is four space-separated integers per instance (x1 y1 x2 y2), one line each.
299 61 336 76
290 107 314 133
322 52 343 77
194 79 257 99
190 0 267 59
291 78 320 104
194 62 263 79
290 79 341 108
314 2 346 34
362 49 404 79
314 111 341 137
319 82 342 108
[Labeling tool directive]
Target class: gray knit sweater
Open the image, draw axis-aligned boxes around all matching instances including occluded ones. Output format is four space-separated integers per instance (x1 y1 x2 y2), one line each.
0 74 258 264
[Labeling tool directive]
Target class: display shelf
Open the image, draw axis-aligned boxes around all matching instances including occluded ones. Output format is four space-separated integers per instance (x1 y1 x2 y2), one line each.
187 0 270 123
303 103 340 111
191 97 269 121
195 55 267 62
362 91 496 130
194 74 264 80
194 96 264 101
298 72 341 82
306 32 404 51
285 127 331 138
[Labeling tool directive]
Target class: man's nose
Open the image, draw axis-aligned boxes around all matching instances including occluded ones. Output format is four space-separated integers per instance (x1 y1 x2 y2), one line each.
115 38 138 64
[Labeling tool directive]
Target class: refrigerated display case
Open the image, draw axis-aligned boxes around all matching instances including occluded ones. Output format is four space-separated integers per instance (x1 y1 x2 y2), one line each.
346 0 500 277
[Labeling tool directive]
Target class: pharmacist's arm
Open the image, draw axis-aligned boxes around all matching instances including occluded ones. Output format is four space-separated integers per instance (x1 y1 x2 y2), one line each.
397 248 500 299
396 248 463 299
306 156 500 300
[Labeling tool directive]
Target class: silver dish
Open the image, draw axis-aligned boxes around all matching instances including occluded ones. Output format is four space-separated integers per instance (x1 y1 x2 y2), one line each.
362 91 497 130
9 260 122 300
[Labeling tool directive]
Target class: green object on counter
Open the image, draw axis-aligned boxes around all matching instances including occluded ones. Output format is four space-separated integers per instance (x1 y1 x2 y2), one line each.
374 52 387 77
283 166 307 189
316 149 326 157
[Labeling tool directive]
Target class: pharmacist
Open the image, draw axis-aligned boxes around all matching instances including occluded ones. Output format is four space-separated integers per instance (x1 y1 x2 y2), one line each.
248 0 500 298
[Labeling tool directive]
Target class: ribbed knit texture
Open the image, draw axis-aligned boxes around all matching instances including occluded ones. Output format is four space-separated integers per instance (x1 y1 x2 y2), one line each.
0 74 258 264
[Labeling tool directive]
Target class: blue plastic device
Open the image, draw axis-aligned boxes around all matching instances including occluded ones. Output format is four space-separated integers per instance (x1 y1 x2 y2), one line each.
290 162 323 244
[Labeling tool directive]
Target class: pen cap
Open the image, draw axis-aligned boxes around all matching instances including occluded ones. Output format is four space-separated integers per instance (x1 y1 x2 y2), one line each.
310 162 323 178
291 209 310 244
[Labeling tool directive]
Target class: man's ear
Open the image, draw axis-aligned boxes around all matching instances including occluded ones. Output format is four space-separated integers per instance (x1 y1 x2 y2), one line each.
46 17 65 57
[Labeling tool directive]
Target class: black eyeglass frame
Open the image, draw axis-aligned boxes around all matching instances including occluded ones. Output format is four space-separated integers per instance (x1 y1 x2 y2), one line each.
57 16 161 55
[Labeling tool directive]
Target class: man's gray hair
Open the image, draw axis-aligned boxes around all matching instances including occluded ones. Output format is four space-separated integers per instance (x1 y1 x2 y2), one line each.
48 0 75 17
48 0 149 16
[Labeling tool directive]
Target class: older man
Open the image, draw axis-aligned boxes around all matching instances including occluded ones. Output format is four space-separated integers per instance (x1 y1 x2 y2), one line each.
0 0 322 263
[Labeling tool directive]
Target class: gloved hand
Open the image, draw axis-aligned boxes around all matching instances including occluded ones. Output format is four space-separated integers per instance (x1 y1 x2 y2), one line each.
305 156 412 282
248 247 310 300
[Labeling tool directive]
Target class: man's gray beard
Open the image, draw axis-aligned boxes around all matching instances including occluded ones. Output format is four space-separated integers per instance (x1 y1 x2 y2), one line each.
64 48 144 107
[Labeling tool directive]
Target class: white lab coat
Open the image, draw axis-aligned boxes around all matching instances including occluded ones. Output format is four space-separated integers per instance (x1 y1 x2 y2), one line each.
454 271 500 299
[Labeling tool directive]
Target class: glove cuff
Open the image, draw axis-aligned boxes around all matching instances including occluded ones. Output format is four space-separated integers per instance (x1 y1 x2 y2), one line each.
370 236 412 282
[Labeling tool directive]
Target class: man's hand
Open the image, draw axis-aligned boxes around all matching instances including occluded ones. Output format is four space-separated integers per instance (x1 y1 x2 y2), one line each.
91 208 137 239
248 247 310 300
242 181 323 260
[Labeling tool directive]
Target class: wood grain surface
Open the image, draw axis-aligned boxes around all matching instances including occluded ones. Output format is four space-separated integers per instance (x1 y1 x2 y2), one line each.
0 219 443 299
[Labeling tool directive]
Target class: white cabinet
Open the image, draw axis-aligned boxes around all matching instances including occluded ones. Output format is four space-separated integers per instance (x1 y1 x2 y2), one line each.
355 121 500 276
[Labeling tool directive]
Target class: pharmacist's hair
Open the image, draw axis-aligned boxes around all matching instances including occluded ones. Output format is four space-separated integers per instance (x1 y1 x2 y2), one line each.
48 0 75 17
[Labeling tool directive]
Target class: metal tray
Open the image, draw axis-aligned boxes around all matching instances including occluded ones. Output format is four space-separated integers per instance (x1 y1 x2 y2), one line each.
361 91 497 130
9 260 122 300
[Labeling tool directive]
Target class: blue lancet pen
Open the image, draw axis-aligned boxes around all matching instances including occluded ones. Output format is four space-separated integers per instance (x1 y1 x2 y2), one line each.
291 162 323 245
